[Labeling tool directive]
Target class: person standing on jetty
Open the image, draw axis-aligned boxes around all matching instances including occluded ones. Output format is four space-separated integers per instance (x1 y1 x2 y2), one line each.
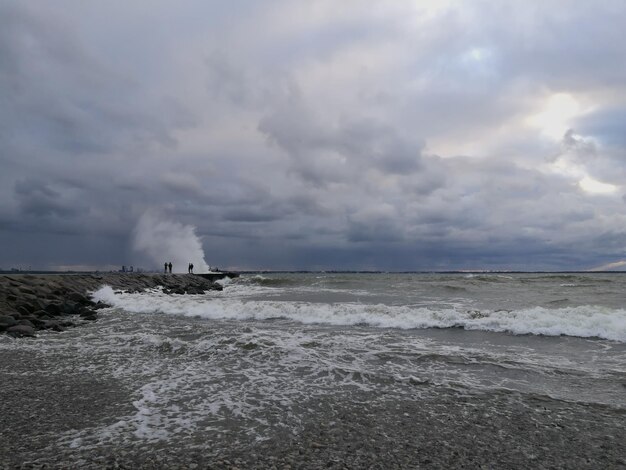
188 263 194 274
164 262 168 273
168 262 172 273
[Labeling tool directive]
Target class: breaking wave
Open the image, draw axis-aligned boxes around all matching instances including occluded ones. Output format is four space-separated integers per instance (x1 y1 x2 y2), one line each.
93 286 626 342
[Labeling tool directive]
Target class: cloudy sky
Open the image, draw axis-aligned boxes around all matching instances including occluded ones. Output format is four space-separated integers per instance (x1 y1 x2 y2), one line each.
1 0 626 271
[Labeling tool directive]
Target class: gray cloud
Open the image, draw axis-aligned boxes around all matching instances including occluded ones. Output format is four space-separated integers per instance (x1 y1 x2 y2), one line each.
2 0 626 271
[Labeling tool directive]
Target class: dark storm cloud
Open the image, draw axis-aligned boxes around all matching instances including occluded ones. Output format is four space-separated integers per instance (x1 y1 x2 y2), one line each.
0 2 195 251
13 178 85 218
2 0 626 271
0 4 180 159
258 92 425 189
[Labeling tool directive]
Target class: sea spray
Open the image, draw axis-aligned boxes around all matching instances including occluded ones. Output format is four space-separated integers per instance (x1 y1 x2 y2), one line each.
132 210 209 273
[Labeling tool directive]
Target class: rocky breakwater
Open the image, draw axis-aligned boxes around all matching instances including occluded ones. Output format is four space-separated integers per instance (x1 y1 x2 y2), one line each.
0 273 226 338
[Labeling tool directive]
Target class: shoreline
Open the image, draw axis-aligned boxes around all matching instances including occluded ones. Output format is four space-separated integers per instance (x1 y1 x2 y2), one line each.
0 273 624 468
1 310 624 469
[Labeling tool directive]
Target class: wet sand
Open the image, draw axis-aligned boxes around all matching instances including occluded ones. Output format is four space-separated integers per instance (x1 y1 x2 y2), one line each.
1 338 624 469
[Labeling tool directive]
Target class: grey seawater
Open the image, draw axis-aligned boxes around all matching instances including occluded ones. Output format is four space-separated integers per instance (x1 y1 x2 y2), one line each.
0 273 625 468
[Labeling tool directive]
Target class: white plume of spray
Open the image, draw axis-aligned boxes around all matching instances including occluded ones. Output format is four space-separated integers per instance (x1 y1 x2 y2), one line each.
132 209 209 273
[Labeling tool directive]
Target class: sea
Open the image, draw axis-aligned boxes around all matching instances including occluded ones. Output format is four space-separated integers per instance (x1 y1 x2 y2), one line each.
2 272 625 462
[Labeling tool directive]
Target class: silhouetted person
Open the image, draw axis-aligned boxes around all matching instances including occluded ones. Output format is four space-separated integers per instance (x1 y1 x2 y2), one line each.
168 262 172 273
188 263 194 274
164 262 168 273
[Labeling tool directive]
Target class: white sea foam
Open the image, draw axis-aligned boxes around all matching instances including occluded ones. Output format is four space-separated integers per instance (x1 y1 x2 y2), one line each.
92 286 626 342
5 291 624 451
215 277 232 287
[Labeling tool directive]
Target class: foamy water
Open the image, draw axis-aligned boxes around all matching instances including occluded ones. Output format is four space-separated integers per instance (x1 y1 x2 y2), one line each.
2 272 624 449
92 276 626 342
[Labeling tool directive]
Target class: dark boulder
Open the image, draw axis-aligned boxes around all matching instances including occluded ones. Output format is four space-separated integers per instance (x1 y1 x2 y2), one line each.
68 292 94 306
16 304 34 315
61 302 80 315
186 287 205 295
17 319 35 328
34 310 50 318
27 299 47 313
6 324 36 337
30 317 47 328
43 320 64 332
44 303 63 316
79 308 98 321
18 286 35 296
0 315 18 331
94 301 111 310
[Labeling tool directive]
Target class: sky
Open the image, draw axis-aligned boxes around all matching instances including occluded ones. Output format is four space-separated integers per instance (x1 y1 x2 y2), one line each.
1 0 626 272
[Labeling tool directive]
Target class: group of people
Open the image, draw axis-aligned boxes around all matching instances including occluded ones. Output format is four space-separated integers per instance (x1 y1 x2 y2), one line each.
163 262 195 273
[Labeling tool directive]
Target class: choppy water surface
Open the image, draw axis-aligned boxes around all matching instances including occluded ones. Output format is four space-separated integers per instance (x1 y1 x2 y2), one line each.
2 273 625 452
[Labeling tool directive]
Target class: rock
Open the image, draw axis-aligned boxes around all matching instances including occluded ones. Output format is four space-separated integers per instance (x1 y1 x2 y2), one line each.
61 302 80 315
43 320 64 332
68 292 94 306
18 286 35 296
30 318 47 328
6 294 17 302
27 298 47 313
44 303 62 316
6 324 36 337
17 319 35 328
17 304 33 315
33 310 50 318
79 308 98 320
0 315 18 330
185 287 205 295
94 301 111 310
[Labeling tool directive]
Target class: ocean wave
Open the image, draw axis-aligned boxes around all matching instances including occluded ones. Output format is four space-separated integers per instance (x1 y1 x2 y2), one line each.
92 286 626 342
464 274 515 283
523 274 614 284
241 276 300 288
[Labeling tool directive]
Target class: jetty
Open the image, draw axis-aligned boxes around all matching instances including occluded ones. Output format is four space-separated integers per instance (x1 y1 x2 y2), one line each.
0 272 238 337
